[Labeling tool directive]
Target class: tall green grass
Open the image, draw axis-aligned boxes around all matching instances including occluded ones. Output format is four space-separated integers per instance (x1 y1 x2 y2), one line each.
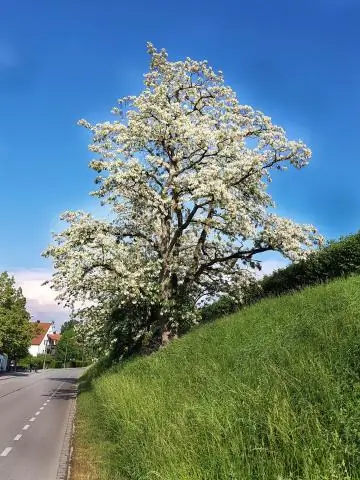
73 276 360 480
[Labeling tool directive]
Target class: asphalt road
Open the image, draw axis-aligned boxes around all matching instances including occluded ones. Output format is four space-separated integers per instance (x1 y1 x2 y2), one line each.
0 368 83 480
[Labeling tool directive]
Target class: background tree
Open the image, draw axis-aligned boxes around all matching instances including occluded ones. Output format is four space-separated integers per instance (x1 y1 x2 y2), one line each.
55 327 82 366
60 318 77 334
44 44 322 355
0 272 33 360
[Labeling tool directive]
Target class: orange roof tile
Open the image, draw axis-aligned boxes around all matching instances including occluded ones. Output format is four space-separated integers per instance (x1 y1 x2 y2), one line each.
48 333 61 342
31 322 52 345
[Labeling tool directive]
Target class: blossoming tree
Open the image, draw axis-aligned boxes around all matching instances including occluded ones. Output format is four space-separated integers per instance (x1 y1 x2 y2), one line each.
44 44 322 353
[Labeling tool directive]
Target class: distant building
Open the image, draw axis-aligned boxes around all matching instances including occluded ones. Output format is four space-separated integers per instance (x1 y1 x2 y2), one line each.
29 321 61 357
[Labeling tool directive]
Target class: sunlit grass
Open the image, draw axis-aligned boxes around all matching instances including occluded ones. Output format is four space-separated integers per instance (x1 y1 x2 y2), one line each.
72 275 360 480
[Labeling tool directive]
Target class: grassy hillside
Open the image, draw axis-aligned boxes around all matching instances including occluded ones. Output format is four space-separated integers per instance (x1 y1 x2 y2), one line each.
72 276 360 480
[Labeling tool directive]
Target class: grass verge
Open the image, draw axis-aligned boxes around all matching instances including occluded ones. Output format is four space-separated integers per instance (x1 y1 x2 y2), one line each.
71 276 360 480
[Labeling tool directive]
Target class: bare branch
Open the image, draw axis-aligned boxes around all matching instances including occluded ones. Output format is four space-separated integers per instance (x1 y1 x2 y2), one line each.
81 262 118 278
167 199 213 256
195 246 272 278
115 231 161 254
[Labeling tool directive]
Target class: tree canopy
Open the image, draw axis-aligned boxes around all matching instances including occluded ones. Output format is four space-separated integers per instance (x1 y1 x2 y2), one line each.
44 44 322 356
0 272 33 360
55 327 81 366
60 318 77 334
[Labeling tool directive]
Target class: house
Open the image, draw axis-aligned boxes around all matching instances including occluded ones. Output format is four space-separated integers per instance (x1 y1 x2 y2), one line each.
29 321 61 357
46 332 61 355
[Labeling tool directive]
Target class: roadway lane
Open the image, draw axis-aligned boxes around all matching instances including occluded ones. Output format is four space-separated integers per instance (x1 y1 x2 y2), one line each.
0 368 83 480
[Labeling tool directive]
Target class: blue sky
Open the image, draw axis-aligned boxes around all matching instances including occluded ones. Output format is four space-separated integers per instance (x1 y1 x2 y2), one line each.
0 0 359 323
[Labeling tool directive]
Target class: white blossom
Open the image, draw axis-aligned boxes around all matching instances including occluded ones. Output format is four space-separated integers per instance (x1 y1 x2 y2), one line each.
44 44 322 350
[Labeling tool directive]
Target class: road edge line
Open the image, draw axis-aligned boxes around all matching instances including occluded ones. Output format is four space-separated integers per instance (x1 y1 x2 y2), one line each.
56 383 77 480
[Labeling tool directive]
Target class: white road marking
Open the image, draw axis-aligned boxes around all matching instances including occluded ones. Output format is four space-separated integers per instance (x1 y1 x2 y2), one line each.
30 417 36 422
23 425 30 430
43 403 47 406
35 411 40 416
40 407 44 410
14 434 22 441
0 447 12 457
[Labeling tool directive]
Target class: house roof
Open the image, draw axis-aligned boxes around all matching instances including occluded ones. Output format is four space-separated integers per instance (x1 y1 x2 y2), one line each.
48 333 61 342
31 322 52 345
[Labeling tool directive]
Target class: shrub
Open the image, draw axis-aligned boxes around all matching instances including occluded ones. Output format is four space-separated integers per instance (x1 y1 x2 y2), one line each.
262 231 360 297
201 231 360 324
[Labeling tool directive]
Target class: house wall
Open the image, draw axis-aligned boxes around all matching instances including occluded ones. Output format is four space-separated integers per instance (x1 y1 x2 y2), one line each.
29 344 40 356
29 336 48 356
29 323 57 357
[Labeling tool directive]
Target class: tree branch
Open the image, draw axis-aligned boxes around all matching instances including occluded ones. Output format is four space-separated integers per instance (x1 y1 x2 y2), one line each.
166 199 213 256
194 246 273 278
82 262 118 278
115 231 161 255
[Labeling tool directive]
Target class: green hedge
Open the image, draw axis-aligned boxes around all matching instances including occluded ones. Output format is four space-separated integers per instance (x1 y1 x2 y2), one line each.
17 354 56 370
262 231 360 297
18 355 90 370
201 231 360 323
200 296 239 324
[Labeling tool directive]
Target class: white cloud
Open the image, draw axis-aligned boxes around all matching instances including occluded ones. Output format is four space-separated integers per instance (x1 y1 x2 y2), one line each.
11 269 69 331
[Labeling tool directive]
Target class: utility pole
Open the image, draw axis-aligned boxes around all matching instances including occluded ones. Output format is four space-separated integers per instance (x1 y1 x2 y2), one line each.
42 346 47 370
43 340 47 370
63 342 68 369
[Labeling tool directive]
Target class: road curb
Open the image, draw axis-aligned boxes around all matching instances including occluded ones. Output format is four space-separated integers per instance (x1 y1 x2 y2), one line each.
56 383 77 480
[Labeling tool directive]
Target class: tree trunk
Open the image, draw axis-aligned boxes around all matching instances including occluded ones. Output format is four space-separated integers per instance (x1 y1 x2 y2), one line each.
148 301 178 348
161 328 171 345
161 328 178 346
